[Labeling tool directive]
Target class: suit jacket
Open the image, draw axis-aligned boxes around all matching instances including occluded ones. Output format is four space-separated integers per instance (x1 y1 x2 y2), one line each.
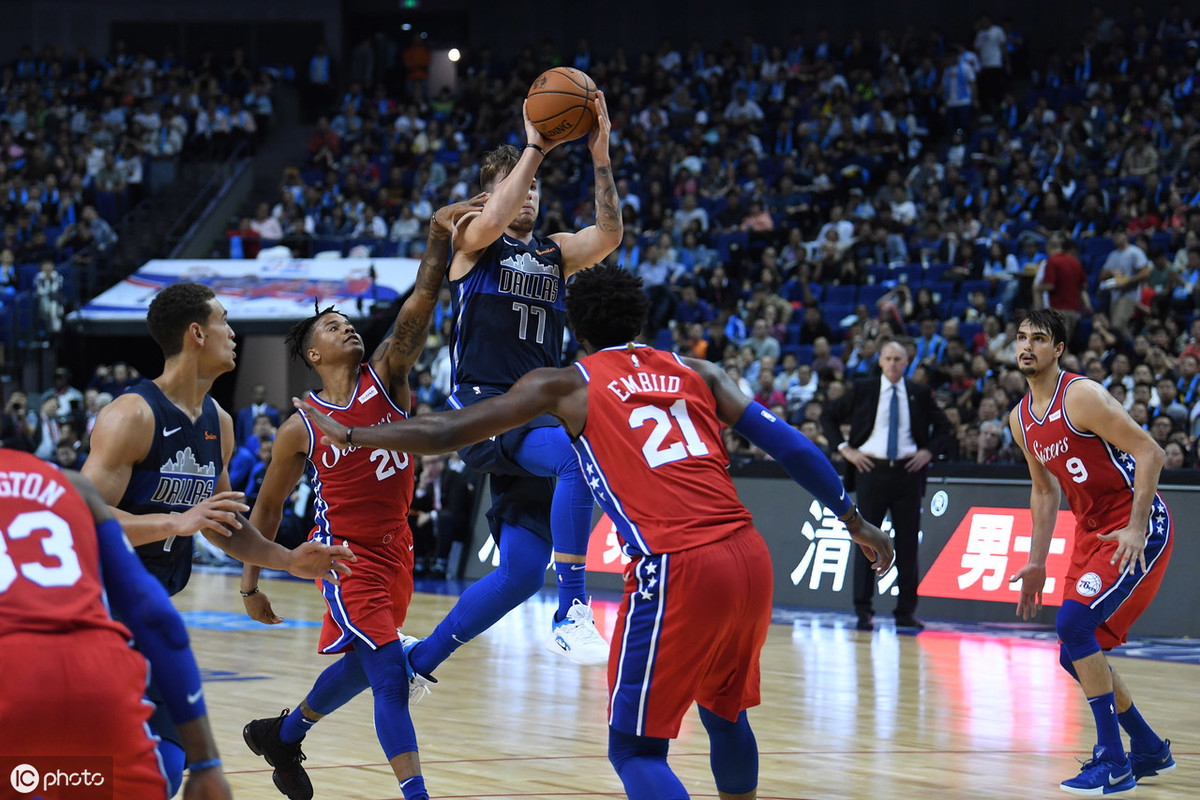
236 403 281 445
821 375 952 489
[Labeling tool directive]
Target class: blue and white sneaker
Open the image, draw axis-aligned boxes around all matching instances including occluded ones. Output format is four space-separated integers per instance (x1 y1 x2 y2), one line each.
545 598 609 666
398 632 436 703
1129 739 1175 780
1060 745 1136 796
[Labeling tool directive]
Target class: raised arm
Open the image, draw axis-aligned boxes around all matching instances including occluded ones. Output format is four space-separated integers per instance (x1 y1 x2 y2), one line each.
551 92 623 276
370 194 487 396
297 365 587 454
1008 408 1062 619
452 102 563 256
683 356 894 571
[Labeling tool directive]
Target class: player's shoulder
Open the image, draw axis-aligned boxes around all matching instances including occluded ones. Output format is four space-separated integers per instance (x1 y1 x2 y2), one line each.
274 411 310 452
96 390 154 428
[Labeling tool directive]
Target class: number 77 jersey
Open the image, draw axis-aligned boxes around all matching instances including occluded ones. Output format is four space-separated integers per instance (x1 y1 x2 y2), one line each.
571 345 753 558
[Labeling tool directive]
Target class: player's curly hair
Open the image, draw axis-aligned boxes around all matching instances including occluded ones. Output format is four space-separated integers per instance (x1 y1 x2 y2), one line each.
566 265 647 349
285 303 341 370
480 144 521 191
147 282 216 358
1023 308 1068 347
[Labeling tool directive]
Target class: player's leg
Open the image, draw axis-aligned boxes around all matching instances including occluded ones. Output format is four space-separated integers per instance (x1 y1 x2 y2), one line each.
511 426 608 663
356 640 427 799
244 651 369 800
1111 666 1175 779
607 727 688 800
1056 599 1135 795
407 521 550 679
698 707 758 800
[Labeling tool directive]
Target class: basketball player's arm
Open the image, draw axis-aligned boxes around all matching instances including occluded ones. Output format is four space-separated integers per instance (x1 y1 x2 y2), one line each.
294 366 586 452
452 101 563 258
684 356 895 572
371 194 486 392
82 394 249 546
1007 412 1060 620
241 416 311 624
203 407 355 582
68 471 232 797
1064 378 1162 574
552 91 622 276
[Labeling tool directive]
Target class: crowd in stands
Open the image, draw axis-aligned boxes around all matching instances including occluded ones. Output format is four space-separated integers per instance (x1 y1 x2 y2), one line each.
6 8 1200 569
0 40 277 359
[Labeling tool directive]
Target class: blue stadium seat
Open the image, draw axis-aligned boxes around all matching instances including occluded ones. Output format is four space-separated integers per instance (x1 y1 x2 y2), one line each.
926 263 953 282
653 328 675 350
959 321 982 344
790 344 815 364
894 264 923 285
958 279 992 299
714 231 749 261
857 284 889 307
824 284 857 305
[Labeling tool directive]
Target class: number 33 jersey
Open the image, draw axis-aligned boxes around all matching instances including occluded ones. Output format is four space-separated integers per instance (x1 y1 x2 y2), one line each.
299 363 414 547
572 345 752 558
1016 372 1148 542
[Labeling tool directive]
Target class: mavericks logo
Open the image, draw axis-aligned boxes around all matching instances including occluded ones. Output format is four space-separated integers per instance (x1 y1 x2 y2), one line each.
1076 572 1103 597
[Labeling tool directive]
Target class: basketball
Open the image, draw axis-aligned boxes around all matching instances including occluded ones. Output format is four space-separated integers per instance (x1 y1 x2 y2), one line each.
526 67 597 142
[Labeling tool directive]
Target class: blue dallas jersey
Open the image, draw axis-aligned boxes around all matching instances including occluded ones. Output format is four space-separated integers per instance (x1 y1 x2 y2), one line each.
450 231 566 391
119 381 223 596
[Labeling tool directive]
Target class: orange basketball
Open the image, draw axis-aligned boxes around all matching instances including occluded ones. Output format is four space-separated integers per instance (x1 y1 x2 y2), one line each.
526 67 597 142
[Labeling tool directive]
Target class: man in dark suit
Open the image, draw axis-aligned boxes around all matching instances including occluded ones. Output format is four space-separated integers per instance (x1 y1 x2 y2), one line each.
822 340 952 631
235 383 281 446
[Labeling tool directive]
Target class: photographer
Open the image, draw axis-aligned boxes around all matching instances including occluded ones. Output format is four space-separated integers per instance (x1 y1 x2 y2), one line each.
1 392 35 452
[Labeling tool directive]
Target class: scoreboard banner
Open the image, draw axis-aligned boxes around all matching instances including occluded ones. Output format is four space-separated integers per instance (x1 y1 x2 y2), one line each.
464 473 1200 639
70 257 419 325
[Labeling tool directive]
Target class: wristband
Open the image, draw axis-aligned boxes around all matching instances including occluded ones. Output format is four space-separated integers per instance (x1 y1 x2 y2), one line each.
524 142 546 157
839 504 861 525
346 426 355 447
189 758 221 772
240 587 260 597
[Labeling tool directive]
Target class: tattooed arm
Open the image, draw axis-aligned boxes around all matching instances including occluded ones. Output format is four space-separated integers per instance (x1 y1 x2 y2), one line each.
553 90 623 277
370 194 486 400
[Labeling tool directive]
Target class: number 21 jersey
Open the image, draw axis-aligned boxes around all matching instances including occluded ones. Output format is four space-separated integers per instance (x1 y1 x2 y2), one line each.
571 345 753 558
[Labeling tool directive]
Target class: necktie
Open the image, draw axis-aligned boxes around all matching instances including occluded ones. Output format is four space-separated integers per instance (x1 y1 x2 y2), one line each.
887 384 900 461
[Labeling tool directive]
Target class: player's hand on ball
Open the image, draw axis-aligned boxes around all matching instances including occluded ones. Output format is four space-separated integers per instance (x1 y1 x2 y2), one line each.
293 397 347 447
178 491 249 538
522 99 561 155
243 589 284 625
587 90 611 160
286 540 356 584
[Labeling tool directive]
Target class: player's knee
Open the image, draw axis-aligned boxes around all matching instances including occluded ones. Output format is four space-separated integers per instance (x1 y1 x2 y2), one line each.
364 654 410 707
1058 645 1079 681
607 727 668 772
1056 599 1102 662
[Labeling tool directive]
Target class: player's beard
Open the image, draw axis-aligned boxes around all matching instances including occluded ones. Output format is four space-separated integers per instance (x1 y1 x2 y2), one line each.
509 210 536 235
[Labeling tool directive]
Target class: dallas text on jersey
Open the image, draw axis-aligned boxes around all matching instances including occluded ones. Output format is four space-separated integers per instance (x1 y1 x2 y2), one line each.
498 252 560 303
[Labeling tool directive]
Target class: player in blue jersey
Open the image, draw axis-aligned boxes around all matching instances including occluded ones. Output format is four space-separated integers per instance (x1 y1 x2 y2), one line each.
83 281 353 795
404 92 623 677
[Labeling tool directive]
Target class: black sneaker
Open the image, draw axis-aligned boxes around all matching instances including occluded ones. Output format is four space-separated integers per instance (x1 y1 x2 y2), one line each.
243 709 313 800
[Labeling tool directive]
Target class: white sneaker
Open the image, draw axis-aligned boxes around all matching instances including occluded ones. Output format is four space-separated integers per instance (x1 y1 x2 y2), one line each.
545 598 610 666
398 632 437 703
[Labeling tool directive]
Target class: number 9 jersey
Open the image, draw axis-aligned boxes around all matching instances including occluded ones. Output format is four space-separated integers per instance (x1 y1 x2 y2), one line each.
571 345 753 557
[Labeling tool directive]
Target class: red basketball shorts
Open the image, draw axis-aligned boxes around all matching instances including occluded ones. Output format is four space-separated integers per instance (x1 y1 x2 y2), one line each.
314 525 414 655
608 525 774 739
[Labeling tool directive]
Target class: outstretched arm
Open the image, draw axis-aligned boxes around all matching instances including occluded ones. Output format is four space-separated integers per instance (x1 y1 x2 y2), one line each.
553 92 623 276
683 356 894 571
296 365 587 454
370 194 487 394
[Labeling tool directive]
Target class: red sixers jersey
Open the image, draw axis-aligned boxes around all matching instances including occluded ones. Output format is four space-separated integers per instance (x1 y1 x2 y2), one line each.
0 449 129 640
1016 372 1145 541
572 346 753 556
301 364 415 547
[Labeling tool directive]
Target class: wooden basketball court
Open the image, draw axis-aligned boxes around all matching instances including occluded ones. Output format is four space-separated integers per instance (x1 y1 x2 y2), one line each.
179 572 1198 799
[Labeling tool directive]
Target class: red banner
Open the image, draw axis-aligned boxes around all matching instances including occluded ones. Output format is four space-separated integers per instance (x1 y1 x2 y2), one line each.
918 507 1077 605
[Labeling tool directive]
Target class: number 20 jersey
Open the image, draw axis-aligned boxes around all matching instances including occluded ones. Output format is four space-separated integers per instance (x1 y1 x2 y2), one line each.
571 345 753 558
1016 371 1149 544
299 363 414 547
450 233 566 391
